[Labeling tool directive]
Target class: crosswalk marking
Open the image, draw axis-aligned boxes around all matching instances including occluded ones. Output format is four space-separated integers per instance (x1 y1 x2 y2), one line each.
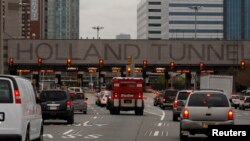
153 131 159 136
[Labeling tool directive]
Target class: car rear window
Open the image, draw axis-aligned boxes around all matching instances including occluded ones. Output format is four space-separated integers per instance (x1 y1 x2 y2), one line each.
232 95 240 99
73 93 85 99
0 80 13 103
120 83 136 88
177 92 190 100
164 90 178 97
40 91 68 101
188 93 229 107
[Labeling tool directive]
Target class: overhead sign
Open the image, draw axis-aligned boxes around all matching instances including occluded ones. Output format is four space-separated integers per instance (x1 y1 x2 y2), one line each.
7 40 250 65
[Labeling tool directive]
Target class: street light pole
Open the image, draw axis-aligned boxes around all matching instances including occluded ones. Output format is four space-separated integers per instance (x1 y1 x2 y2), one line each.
189 6 202 39
92 26 104 39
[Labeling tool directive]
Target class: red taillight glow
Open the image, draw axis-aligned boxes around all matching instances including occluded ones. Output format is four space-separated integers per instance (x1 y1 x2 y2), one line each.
163 98 166 102
14 89 21 104
137 93 142 99
113 93 119 99
183 109 189 119
66 100 72 106
228 110 234 120
173 100 178 108
84 100 88 104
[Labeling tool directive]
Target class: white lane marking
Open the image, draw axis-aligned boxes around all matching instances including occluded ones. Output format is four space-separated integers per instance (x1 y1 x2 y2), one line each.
154 131 159 136
161 131 164 136
149 131 153 136
96 113 99 115
43 134 53 138
83 121 92 126
161 110 166 121
166 123 169 126
158 123 162 127
144 131 148 136
84 134 103 139
144 110 161 117
93 116 97 119
146 104 166 121
63 129 74 135
166 131 169 136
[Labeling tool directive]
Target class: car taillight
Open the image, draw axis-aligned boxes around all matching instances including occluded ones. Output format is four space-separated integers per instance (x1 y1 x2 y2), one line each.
14 89 21 104
66 100 72 106
182 109 189 119
83 100 88 104
137 93 142 99
173 100 178 108
113 93 119 99
228 110 234 120
163 98 166 103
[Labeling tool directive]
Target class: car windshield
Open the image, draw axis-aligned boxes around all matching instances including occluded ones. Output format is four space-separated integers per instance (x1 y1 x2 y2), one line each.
40 91 67 101
120 83 136 88
188 93 229 107
0 80 13 103
246 97 250 102
177 92 190 100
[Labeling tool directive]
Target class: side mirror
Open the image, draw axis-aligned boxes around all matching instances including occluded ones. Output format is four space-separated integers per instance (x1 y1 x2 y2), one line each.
177 101 185 106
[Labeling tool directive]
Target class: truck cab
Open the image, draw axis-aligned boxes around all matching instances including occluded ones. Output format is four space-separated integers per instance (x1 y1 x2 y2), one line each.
108 77 144 115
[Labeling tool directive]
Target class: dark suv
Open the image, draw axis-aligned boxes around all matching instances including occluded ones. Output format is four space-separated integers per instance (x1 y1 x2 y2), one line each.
158 89 178 109
40 90 74 124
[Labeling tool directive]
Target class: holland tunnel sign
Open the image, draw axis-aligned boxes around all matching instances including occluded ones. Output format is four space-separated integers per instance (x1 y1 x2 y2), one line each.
7 40 250 65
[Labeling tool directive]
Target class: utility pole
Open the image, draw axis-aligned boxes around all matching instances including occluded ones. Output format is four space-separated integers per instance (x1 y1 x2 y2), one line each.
189 6 202 39
92 26 104 39
0 0 4 74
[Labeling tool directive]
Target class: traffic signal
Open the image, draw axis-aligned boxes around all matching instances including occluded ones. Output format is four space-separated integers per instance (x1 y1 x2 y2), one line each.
67 58 72 66
127 67 132 74
99 58 104 67
200 62 204 71
170 62 175 70
143 60 148 68
240 60 246 70
38 58 42 66
128 56 132 65
9 57 14 66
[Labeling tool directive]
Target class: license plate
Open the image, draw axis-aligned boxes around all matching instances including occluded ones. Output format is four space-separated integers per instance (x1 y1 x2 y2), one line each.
202 122 215 128
0 112 4 121
124 100 132 104
49 106 58 110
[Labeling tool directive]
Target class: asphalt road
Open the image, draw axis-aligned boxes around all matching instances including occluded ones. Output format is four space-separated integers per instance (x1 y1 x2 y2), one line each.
43 93 250 141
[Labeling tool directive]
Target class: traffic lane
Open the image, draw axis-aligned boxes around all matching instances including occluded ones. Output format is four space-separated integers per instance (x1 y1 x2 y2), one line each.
234 109 250 124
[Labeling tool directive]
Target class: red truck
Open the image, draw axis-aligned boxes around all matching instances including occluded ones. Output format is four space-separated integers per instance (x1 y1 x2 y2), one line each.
107 77 144 115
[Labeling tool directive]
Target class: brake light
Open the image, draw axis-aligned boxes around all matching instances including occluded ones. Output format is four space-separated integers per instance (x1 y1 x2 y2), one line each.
113 93 119 99
66 100 72 106
14 89 21 104
182 109 189 119
137 93 142 99
163 98 166 103
228 110 234 120
173 100 178 108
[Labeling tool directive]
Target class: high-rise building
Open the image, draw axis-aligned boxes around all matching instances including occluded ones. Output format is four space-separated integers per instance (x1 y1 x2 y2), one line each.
137 0 224 39
44 0 79 39
21 0 43 39
224 0 250 40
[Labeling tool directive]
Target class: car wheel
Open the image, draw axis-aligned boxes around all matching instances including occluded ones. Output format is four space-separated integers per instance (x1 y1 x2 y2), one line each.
153 101 157 106
234 106 237 109
67 115 74 124
243 106 245 110
25 126 30 141
135 109 143 116
83 111 87 114
180 127 188 141
34 125 43 141
110 109 115 115
173 114 178 121
115 110 120 115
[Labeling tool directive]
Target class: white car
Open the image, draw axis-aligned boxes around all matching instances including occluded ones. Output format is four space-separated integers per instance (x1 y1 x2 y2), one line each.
68 87 84 93
0 75 43 141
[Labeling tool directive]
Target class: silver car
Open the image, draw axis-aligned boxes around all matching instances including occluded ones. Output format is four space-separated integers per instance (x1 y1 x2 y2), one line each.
180 90 234 141
172 90 193 121
71 92 88 114
239 96 250 110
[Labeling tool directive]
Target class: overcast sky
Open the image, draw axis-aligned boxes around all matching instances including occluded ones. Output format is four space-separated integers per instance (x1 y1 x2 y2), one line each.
79 0 141 39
